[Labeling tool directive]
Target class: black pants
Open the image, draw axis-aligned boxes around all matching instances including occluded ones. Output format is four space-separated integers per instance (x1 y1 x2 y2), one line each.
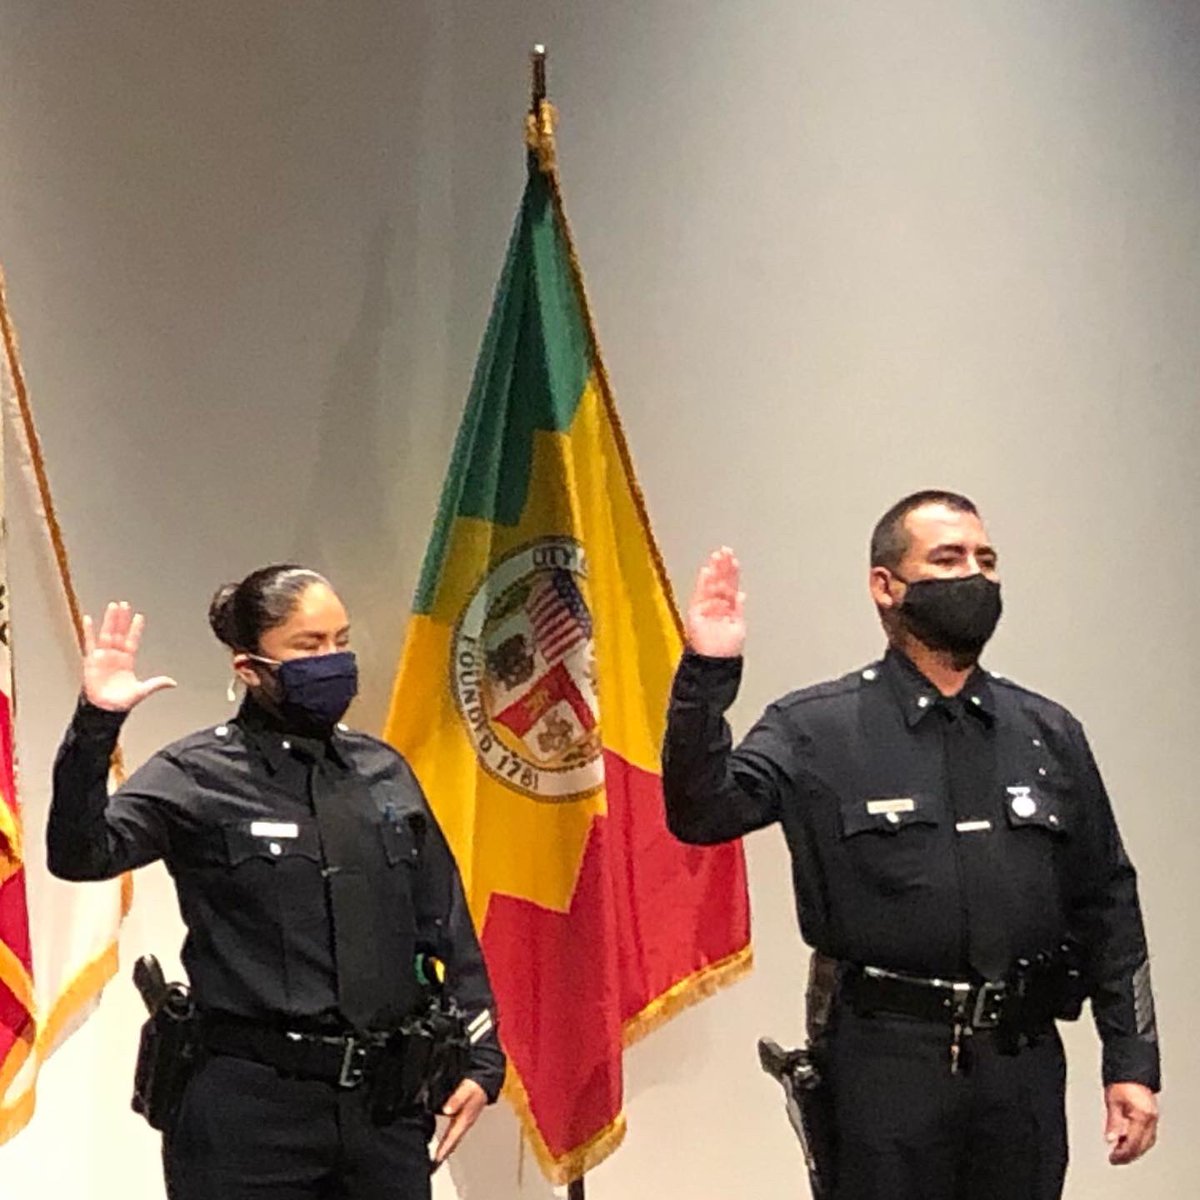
826 1009 1068 1200
163 1054 435 1200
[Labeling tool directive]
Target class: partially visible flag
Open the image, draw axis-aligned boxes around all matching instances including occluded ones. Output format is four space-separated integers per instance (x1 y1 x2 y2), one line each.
0 390 34 1127
0 269 131 1141
0 286 37 1130
383 99 751 1181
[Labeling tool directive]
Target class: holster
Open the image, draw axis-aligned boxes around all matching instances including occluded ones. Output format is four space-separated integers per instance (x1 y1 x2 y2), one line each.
367 993 470 1125
757 953 840 1197
131 956 202 1132
996 939 1088 1053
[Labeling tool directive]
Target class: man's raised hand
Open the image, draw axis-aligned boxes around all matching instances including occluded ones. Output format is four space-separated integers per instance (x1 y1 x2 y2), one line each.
685 548 747 659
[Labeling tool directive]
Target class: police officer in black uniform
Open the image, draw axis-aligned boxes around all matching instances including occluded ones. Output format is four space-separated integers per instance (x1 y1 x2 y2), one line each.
48 565 505 1199
663 491 1160 1199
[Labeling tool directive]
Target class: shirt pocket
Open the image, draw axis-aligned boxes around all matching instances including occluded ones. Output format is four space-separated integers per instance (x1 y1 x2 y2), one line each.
838 794 942 894
222 821 323 866
1002 791 1068 838
378 817 420 869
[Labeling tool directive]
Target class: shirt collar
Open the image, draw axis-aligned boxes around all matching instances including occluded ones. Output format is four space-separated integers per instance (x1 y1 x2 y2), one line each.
233 695 351 772
880 647 996 728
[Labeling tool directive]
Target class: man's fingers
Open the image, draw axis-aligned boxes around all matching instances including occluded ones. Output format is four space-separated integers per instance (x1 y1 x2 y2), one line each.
708 549 740 588
693 550 740 594
82 614 96 658
1119 1111 1157 1164
692 572 739 608
692 599 738 620
1106 1101 1157 1165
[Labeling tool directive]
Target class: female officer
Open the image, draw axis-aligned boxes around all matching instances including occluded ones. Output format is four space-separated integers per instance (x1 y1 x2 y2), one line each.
48 564 504 1199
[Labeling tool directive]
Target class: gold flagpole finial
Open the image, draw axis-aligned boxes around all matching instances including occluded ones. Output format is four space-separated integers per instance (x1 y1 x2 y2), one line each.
525 44 557 175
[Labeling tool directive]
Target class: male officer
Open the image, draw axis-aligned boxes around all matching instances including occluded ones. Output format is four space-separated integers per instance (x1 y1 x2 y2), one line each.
662 490 1159 1199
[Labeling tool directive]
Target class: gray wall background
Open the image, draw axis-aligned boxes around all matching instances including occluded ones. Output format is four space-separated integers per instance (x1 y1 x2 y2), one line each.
1 2 1196 1196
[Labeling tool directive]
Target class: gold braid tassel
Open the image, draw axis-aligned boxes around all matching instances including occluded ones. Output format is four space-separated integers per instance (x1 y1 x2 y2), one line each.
524 99 558 175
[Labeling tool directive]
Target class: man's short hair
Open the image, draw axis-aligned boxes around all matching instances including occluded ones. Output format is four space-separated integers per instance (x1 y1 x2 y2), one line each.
869 490 979 570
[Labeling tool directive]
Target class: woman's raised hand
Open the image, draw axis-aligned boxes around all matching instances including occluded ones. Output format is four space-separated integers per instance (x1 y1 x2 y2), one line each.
82 601 177 712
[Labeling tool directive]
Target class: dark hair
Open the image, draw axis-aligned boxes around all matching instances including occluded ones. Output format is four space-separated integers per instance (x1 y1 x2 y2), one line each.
208 564 329 653
869 490 979 570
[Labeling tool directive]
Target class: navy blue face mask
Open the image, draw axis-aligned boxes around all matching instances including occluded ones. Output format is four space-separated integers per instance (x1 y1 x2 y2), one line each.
249 650 359 730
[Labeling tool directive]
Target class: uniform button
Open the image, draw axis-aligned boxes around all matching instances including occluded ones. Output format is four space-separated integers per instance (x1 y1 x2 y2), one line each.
336 722 350 733
1037 767 1047 777
1032 738 1042 748
861 668 877 682
281 739 292 751
886 812 901 825
269 842 282 856
1048 814 1059 826
917 696 930 709
970 696 982 706
214 725 229 738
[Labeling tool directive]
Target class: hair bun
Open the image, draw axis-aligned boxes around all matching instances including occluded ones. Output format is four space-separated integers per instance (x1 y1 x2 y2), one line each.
208 582 242 649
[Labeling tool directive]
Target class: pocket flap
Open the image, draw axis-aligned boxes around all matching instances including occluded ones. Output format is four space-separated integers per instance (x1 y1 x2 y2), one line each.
1003 790 1067 835
379 819 419 867
840 795 939 838
223 821 321 865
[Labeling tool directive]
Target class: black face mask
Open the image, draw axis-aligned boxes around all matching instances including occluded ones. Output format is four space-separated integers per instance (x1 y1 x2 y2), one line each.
895 573 1002 659
250 651 359 731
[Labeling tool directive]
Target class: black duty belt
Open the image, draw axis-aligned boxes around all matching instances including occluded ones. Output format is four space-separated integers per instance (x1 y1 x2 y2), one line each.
202 1017 391 1089
843 964 1008 1031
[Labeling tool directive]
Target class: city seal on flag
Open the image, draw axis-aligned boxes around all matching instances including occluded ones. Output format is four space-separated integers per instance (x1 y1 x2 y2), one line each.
452 537 602 801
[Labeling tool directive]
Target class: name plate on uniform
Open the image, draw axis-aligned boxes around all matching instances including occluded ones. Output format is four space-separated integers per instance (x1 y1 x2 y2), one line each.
249 821 300 839
865 798 916 816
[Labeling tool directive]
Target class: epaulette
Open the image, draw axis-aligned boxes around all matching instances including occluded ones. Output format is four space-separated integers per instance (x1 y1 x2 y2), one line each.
771 662 882 713
154 721 244 761
982 670 1076 723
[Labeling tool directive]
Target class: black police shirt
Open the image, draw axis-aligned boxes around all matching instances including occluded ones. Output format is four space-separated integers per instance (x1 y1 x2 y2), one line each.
663 647 1160 1091
47 695 505 1100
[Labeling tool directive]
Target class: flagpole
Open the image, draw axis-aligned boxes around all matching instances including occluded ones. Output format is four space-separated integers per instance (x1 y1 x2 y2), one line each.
531 32 585 1198
531 43 547 112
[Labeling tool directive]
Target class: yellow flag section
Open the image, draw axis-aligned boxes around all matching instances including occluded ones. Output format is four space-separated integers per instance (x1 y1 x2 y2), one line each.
384 111 751 1183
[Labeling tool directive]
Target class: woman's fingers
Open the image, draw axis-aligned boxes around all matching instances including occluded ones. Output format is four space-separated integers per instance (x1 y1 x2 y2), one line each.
126 612 146 656
93 601 144 655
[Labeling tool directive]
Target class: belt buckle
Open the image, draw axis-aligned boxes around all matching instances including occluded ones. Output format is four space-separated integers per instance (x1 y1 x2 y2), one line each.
338 1036 369 1089
971 981 1006 1030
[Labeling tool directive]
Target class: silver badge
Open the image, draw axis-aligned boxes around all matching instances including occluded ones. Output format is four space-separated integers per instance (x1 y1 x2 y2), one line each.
1011 794 1036 818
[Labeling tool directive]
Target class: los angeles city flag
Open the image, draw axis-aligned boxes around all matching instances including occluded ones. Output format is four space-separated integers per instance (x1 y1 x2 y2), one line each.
383 102 751 1182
